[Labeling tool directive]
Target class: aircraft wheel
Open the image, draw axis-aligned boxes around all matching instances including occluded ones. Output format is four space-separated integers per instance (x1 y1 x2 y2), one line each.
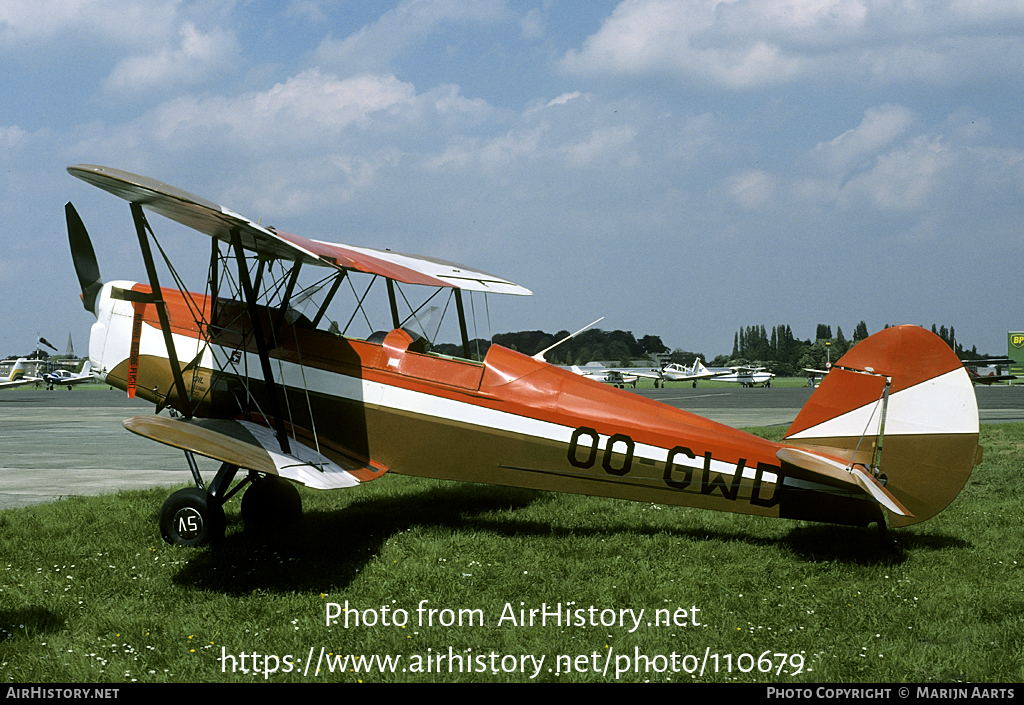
159 488 225 547
241 475 302 528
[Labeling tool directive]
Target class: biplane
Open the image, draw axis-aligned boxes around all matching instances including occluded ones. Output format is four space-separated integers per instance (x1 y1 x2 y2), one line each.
66 165 983 546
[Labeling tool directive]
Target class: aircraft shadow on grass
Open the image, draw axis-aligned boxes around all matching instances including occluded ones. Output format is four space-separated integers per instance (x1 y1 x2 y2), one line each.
167 484 969 594
0 606 65 644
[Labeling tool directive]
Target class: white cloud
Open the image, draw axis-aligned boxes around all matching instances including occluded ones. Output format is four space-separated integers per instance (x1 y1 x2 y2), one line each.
814 105 916 173
560 0 1024 89
314 0 510 74
103 22 240 95
0 0 179 54
147 71 419 149
841 135 953 211
727 169 777 209
1 125 27 149
521 7 546 41
558 125 639 168
546 91 585 108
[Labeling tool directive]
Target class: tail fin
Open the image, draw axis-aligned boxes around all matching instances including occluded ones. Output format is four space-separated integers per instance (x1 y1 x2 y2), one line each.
784 325 981 527
9 359 27 382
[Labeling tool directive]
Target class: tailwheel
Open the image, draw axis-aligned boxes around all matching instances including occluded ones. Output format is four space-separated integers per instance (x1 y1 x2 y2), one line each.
241 474 302 529
159 487 226 547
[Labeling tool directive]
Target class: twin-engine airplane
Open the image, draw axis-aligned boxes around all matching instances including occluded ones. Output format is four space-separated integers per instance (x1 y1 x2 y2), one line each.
660 359 729 387
66 165 983 546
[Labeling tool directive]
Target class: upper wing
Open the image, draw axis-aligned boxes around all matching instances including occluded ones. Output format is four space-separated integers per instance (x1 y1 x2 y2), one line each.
67 164 531 295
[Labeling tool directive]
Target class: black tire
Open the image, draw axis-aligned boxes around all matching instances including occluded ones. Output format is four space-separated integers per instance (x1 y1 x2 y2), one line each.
241 475 302 528
159 487 226 546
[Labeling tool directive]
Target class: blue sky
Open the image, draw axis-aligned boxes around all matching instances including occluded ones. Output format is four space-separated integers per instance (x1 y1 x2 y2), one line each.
2 0 1022 360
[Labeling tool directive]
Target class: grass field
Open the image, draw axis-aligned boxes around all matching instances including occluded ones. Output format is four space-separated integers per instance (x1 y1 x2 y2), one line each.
1 425 1021 683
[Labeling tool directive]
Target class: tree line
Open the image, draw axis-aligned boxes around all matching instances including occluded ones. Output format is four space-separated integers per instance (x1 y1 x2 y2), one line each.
433 328 678 366
434 321 991 375
724 322 990 375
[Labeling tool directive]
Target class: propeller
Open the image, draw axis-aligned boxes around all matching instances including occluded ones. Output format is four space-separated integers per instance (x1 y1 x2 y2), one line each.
66 202 103 316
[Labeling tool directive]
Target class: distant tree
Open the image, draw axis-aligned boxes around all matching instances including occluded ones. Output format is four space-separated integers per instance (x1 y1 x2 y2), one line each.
853 321 869 343
638 334 670 356
669 349 704 366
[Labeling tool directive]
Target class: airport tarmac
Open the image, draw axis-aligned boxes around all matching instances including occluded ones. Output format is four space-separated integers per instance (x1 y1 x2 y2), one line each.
1 383 1022 512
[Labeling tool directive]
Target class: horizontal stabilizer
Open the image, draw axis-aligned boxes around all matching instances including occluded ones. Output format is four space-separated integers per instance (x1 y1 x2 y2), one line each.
776 447 912 517
123 415 387 490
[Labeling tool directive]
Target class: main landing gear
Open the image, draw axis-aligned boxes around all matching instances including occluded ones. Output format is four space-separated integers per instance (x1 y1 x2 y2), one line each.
158 453 302 546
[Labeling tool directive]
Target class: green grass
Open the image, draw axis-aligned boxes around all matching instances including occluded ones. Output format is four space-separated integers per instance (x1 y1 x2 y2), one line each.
1 426 1022 683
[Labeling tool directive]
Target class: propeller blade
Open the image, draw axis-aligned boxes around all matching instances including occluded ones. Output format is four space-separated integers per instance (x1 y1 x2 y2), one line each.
66 202 103 315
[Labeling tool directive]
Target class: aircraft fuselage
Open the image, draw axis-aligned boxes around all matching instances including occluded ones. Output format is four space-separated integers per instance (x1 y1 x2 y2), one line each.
85 281 892 528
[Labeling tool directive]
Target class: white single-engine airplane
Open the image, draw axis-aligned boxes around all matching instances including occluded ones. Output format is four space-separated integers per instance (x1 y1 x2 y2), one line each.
710 365 776 388
568 362 663 388
42 361 94 390
66 165 982 546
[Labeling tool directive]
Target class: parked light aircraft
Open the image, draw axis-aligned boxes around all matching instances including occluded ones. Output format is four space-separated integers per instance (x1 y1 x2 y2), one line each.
803 366 831 387
0 359 41 389
568 362 662 388
532 318 661 388
66 164 982 546
660 359 729 387
42 361 94 390
711 365 776 388
961 359 1017 386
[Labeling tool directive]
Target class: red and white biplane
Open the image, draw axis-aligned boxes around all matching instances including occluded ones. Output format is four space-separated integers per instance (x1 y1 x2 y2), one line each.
66 165 982 546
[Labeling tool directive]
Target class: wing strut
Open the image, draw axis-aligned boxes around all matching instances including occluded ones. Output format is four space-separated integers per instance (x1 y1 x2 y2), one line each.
310 272 345 329
272 261 303 340
209 236 219 329
230 228 291 455
130 203 195 419
454 289 471 359
386 279 401 329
